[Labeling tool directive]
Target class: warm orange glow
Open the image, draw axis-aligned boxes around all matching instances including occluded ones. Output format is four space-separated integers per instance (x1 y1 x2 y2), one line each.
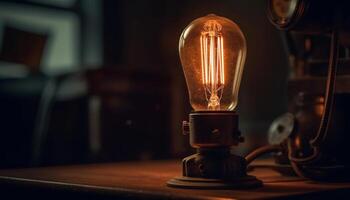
179 14 246 111
294 135 302 148
200 20 225 110
314 96 325 117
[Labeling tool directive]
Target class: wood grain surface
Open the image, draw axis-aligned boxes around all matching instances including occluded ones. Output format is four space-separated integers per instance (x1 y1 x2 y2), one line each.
0 159 349 199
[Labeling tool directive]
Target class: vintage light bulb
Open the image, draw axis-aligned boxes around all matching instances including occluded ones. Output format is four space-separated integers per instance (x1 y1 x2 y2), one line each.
168 14 261 189
179 14 246 111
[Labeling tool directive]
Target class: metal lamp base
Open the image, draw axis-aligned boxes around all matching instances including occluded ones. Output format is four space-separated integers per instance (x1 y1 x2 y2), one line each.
167 111 262 189
167 148 262 189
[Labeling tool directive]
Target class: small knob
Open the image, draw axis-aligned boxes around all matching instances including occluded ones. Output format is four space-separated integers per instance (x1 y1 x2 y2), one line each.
182 121 190 135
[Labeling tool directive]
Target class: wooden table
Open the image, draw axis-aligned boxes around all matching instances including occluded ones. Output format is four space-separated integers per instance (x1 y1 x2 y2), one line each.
0 159 349 199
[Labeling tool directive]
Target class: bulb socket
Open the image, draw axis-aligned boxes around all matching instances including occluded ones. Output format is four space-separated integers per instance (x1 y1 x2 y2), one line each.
184 111 243 148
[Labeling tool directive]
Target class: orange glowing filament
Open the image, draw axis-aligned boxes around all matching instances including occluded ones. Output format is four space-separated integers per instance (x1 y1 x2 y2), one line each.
200 20 225 110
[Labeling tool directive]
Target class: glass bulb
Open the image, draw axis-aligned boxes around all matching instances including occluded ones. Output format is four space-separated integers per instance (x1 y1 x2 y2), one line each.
179 14 246 111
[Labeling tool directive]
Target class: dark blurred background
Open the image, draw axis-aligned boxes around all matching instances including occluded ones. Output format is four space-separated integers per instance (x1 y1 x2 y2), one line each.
0 0 288 168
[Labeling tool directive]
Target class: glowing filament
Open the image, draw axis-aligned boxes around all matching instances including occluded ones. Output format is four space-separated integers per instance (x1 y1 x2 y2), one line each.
200 20 225 110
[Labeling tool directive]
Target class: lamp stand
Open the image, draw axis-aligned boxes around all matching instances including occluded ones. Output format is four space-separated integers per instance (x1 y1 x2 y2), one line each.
167 111 262 189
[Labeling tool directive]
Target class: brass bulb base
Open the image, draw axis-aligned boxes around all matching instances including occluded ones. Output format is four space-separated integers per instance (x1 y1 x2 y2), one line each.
167 111 262 189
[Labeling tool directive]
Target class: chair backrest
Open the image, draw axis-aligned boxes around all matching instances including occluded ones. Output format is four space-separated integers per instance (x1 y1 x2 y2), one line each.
0 25 48 73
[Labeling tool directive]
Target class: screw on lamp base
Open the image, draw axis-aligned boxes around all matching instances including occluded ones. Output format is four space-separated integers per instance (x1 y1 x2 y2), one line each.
167 111 262 189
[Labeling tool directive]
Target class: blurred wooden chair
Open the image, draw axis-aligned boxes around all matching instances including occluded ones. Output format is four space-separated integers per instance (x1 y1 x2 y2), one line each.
0 25 50 167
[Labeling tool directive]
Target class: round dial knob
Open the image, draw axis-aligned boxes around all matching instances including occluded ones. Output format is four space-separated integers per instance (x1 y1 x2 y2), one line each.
267 0 303 30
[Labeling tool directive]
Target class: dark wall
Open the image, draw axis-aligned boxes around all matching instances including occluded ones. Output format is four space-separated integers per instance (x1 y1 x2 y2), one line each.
0 0 289 167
